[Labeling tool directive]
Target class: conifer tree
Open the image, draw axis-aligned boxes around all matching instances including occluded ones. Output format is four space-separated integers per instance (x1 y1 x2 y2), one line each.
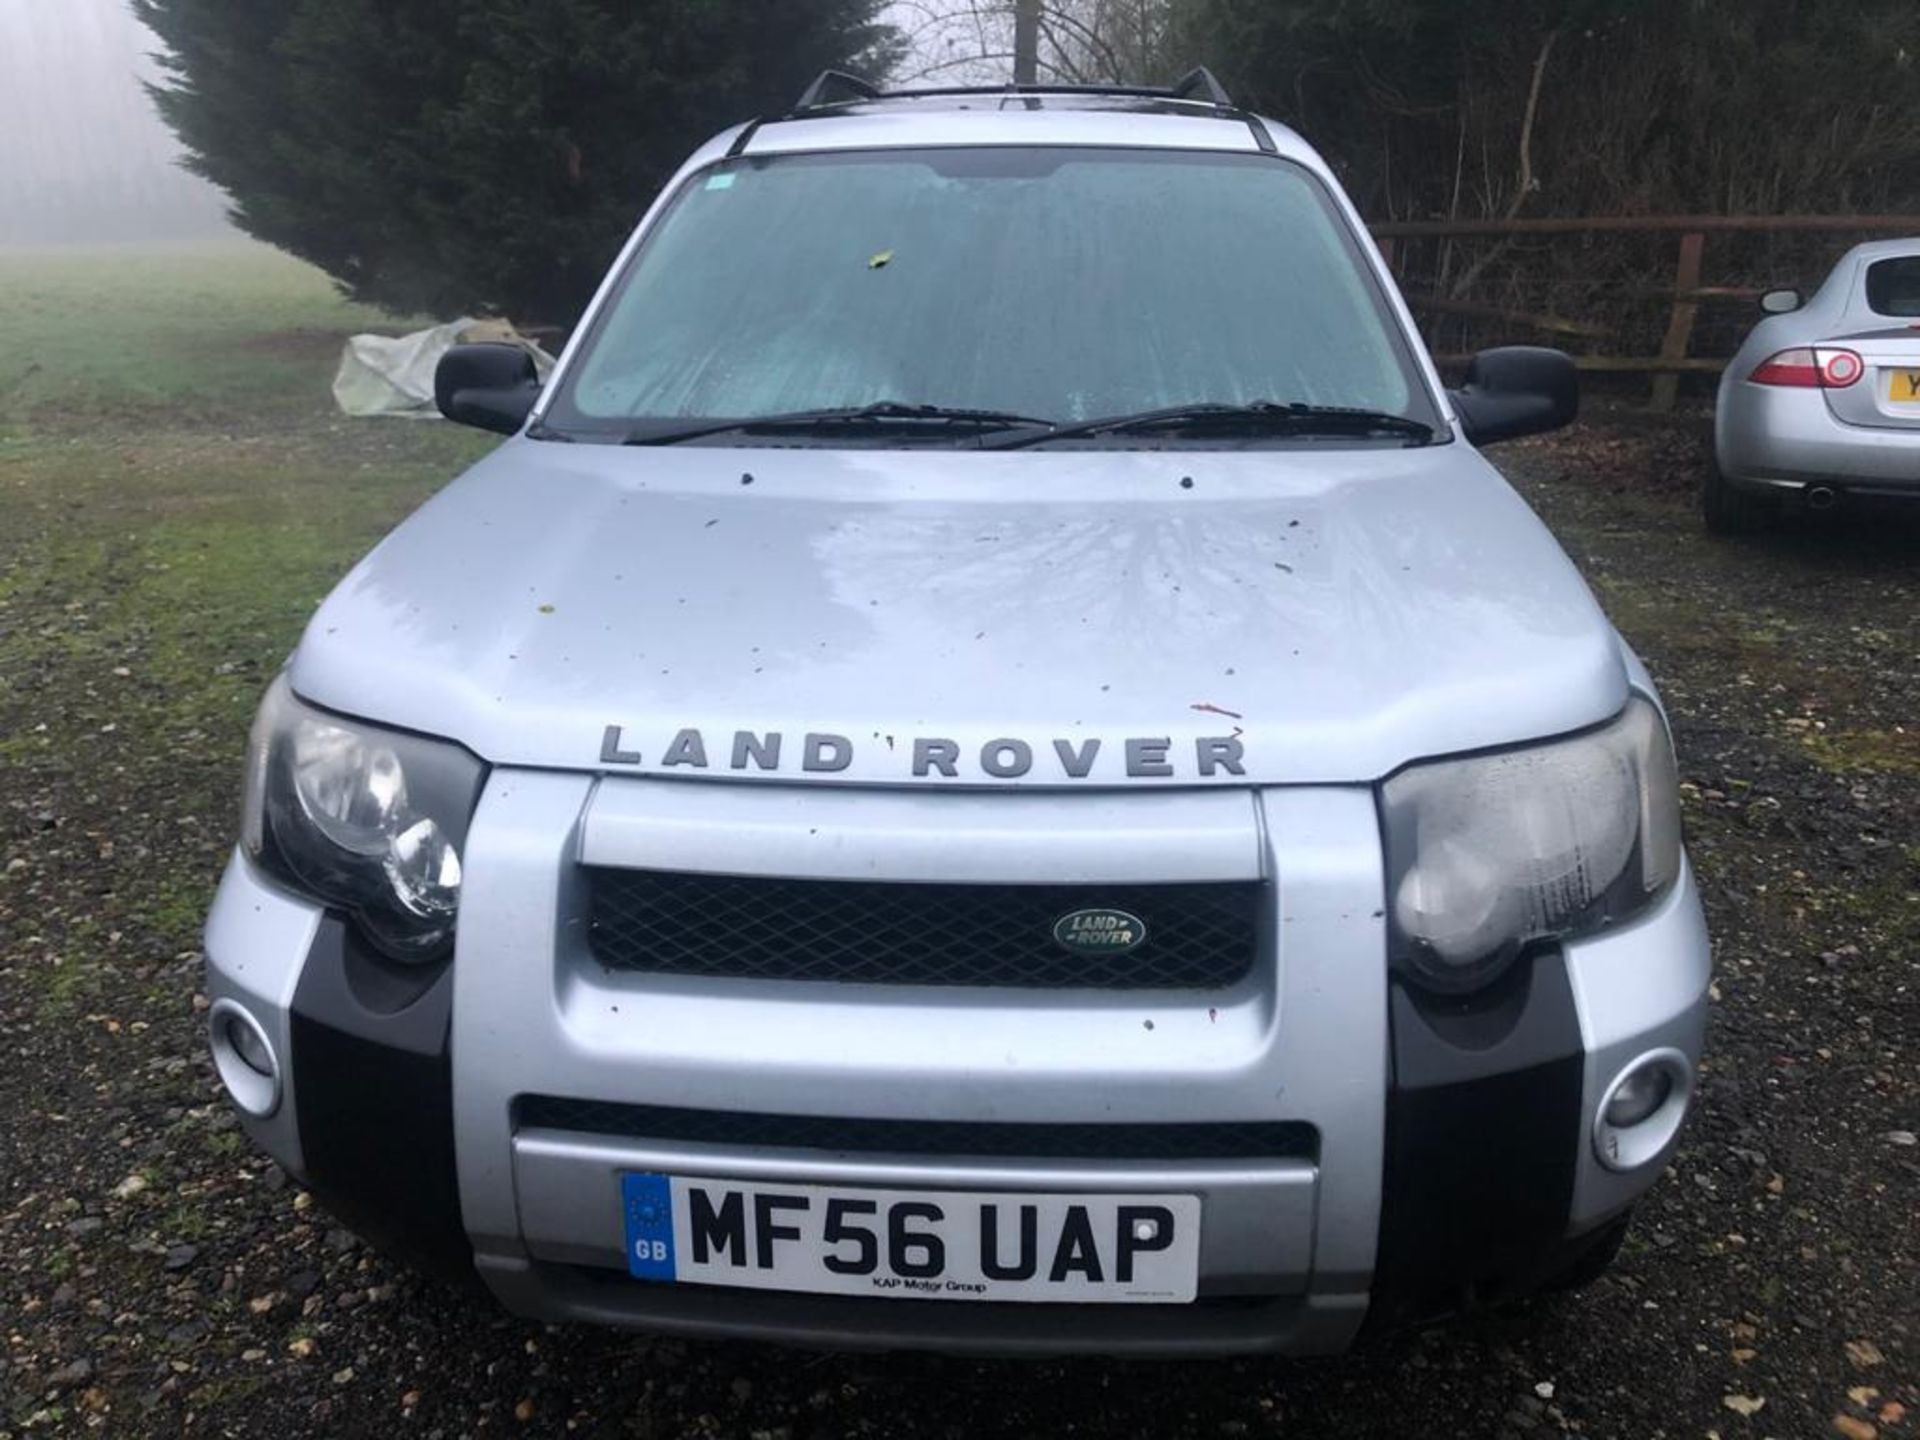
137 0 899 323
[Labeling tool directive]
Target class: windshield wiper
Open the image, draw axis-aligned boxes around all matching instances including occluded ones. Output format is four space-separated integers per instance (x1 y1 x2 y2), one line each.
982 400 1435 450
622 401 1057 446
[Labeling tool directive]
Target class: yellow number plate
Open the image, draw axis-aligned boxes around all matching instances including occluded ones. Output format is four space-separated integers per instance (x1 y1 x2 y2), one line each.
1888 370 1920 403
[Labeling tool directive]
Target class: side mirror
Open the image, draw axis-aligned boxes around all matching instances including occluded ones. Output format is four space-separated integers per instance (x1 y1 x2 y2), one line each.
1759 288 1803 315
1448 346 1579 446
434 343 541 435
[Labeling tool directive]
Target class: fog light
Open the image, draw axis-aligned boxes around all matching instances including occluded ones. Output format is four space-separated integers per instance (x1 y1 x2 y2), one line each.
1604 1065 1673 1128
226 1014 274 1077
1593 1048 1692 1173
209 999 281 1119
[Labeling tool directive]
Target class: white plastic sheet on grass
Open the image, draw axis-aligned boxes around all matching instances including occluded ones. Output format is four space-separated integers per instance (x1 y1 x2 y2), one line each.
332 318 554 418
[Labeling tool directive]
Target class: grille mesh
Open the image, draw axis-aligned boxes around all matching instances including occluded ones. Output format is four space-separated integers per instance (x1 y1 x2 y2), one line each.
585 871 1263 988
517 1096 1316 1162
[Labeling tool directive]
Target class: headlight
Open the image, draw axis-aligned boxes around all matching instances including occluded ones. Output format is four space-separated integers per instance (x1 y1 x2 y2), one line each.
1382 696 1681 992
241 676 485 962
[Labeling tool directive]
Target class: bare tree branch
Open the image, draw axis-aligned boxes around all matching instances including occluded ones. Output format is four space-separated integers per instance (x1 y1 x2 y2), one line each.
1448 25 1563 297
891 1 1176 88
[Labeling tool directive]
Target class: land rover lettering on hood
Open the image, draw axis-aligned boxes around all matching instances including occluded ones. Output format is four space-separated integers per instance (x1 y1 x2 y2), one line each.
594 726 1250 780
204 68 1709 1356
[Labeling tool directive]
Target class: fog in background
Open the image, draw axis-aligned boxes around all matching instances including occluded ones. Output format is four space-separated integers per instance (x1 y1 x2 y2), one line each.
0 1 996 253
0 0 231 247
885 3 1009 85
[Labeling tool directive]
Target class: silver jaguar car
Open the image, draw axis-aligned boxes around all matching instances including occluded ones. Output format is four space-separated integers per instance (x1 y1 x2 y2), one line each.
202 69 1711 1356
1708 238 1920 532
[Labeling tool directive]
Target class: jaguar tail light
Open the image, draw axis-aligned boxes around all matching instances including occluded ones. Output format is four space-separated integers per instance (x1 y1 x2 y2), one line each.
1749 347 1863 388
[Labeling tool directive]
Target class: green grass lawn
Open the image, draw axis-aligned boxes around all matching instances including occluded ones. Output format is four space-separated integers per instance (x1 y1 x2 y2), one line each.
0 240 426 430
0 239 494 1012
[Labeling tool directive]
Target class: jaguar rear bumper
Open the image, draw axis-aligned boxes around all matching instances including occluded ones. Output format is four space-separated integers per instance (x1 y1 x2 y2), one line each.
1718 381 1920 496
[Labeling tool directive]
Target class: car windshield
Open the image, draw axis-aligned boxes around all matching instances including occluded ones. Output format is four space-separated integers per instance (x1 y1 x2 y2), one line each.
543 146 1437 444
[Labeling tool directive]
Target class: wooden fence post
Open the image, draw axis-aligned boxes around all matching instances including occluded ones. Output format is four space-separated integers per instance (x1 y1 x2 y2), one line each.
1366 215 1920 385
1651 231 1706 411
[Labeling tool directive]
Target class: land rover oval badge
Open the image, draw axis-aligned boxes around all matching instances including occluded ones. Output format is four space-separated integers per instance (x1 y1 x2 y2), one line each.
1052 907 1148 953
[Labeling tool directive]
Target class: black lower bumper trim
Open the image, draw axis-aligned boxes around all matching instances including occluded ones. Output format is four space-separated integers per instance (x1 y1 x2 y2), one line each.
1370 950 1587 1328
289 918 472 1283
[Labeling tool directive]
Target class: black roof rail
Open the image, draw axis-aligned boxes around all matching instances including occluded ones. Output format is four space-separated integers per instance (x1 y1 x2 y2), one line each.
1168 66 1233 107
793 70 882 112
787 65 1238 116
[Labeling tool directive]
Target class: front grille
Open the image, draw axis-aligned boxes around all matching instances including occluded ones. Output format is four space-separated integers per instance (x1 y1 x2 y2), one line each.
585 871 1263 988
517 1097 1317 1162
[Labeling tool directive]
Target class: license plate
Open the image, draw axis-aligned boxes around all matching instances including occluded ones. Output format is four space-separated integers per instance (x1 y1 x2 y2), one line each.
1888 369 1920 403
621 1173 1200 1303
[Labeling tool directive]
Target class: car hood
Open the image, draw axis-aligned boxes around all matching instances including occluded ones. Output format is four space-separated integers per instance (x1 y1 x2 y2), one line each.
289 439 1627 786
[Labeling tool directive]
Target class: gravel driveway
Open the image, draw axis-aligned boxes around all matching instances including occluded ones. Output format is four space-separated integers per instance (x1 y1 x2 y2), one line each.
2 411 1915 1438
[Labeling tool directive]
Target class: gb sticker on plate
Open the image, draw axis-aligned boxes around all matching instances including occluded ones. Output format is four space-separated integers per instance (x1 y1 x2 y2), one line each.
622 1172 676 1280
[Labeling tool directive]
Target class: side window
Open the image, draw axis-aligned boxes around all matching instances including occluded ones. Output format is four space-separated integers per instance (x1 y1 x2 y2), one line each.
1864 257 1920 317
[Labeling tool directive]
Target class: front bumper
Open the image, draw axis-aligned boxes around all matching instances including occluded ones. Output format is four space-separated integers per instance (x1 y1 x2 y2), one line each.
204 773 1710 1356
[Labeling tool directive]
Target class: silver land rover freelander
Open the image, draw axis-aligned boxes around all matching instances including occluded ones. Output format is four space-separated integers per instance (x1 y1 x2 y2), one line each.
203 69 1711 1356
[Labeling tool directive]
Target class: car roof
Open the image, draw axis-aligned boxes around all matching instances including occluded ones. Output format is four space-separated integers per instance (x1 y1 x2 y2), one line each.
1837 237 1920 266
689 91 1325 175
